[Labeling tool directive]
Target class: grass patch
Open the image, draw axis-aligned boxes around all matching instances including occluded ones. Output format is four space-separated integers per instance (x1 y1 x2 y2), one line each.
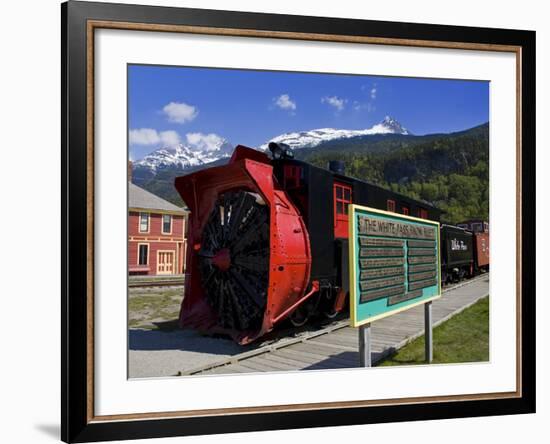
377 296 489 366
128 290 183 330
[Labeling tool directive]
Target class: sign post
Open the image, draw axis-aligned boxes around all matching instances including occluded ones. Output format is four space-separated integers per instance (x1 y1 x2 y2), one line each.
349 205 441 367
425 301 433 362
359 323 372 367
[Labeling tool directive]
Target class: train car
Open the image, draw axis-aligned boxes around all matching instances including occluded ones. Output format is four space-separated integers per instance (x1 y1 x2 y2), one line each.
457 219 489 272
457 219 489 233
175 143 441 344
473 231 490 271
440 224 474 284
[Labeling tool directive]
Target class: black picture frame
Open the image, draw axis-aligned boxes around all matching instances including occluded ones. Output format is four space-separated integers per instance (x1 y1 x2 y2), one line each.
62 1 536 442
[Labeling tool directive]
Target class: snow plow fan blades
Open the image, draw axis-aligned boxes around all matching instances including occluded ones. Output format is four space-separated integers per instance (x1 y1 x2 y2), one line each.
198 190 269 332
175 146 312 344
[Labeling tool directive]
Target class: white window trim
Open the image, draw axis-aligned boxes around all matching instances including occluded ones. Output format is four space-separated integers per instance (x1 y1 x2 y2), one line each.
161 214 172 235
137 243 149 266
138 212 150 233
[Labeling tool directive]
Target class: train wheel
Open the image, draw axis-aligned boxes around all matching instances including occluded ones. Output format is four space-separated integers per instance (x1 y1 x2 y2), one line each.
323 307 339 319
321 290 339 319
289 292 320 327
289 305 310 327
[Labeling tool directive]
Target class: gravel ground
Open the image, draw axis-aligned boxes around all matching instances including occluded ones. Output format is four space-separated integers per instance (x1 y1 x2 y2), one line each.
129 328 245 378
128 286 248 378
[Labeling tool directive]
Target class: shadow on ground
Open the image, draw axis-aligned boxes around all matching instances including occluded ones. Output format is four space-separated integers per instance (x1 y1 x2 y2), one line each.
128 328 247 355
129 315 348 354
300 349 393 370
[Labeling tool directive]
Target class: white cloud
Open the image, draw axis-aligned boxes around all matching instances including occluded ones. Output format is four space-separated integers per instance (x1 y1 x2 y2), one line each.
361 83 378 100
274 94 297 112
159 130 181 146
322 95 347 112
186 132 225 152
162 101 198 123
129 128 181 146
353 101 375 113
129 128 160 145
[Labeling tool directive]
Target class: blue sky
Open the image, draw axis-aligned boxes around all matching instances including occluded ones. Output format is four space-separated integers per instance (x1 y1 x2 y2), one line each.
128 64 489 160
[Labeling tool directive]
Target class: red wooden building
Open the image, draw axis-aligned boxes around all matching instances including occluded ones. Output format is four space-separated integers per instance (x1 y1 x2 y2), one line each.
128 182 188 276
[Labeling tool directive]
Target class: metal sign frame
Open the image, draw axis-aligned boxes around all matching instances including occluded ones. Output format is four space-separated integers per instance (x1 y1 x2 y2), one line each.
349 204 442 328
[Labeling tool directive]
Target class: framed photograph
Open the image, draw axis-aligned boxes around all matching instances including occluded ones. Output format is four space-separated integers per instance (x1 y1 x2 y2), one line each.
62 1 535 442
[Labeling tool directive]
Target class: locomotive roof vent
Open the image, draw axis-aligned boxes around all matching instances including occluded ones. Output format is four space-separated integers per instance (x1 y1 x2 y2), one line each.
328 160 345 175
268 142 294 160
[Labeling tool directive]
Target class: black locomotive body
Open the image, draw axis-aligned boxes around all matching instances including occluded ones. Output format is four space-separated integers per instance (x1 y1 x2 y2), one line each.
271 154 442 320
440 224 474 283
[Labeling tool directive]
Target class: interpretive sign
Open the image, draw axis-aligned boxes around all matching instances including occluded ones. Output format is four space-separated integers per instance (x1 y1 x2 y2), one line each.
349 205 441 327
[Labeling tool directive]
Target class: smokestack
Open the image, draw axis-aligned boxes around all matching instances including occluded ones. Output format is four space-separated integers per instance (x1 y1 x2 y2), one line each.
328 160 345 175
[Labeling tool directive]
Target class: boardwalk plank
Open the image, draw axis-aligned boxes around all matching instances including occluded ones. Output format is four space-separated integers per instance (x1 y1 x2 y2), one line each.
313 333 357 347
261 352 318 369
280 345 357 366
237 359 281 372
248 356 298 371
275 348 325 365
275 350 353 369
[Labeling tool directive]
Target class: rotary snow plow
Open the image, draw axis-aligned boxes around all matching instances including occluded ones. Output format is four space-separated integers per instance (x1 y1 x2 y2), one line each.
175 146 313 344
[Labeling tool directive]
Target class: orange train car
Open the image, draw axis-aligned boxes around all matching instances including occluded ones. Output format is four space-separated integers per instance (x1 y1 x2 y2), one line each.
474 232 490 270
457 220 489 272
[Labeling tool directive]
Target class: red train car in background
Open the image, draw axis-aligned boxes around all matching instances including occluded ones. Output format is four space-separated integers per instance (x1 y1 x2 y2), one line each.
457 219 490 273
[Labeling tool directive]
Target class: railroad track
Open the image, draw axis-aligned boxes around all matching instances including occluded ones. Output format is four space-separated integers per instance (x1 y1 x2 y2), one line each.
178 273 489 376
128 278 185 288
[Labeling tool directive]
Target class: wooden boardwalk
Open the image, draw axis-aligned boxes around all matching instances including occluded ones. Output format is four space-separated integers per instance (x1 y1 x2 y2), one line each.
192 274 489 375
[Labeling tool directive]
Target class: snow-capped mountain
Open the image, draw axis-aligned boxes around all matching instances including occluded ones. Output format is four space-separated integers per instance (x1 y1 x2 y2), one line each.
132 116 409 180
259 116 410 151
133 138 233 172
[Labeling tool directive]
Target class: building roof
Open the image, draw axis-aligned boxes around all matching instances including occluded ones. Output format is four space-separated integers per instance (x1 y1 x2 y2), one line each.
129 182 186 214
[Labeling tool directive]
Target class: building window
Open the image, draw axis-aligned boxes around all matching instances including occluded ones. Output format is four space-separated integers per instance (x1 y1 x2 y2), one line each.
472 222 483 232
334 183 352 215
387 199 396 212
162 214 172 234
418 208 428 219
139 212 149 233
402 206 410 216
138 244 149 265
